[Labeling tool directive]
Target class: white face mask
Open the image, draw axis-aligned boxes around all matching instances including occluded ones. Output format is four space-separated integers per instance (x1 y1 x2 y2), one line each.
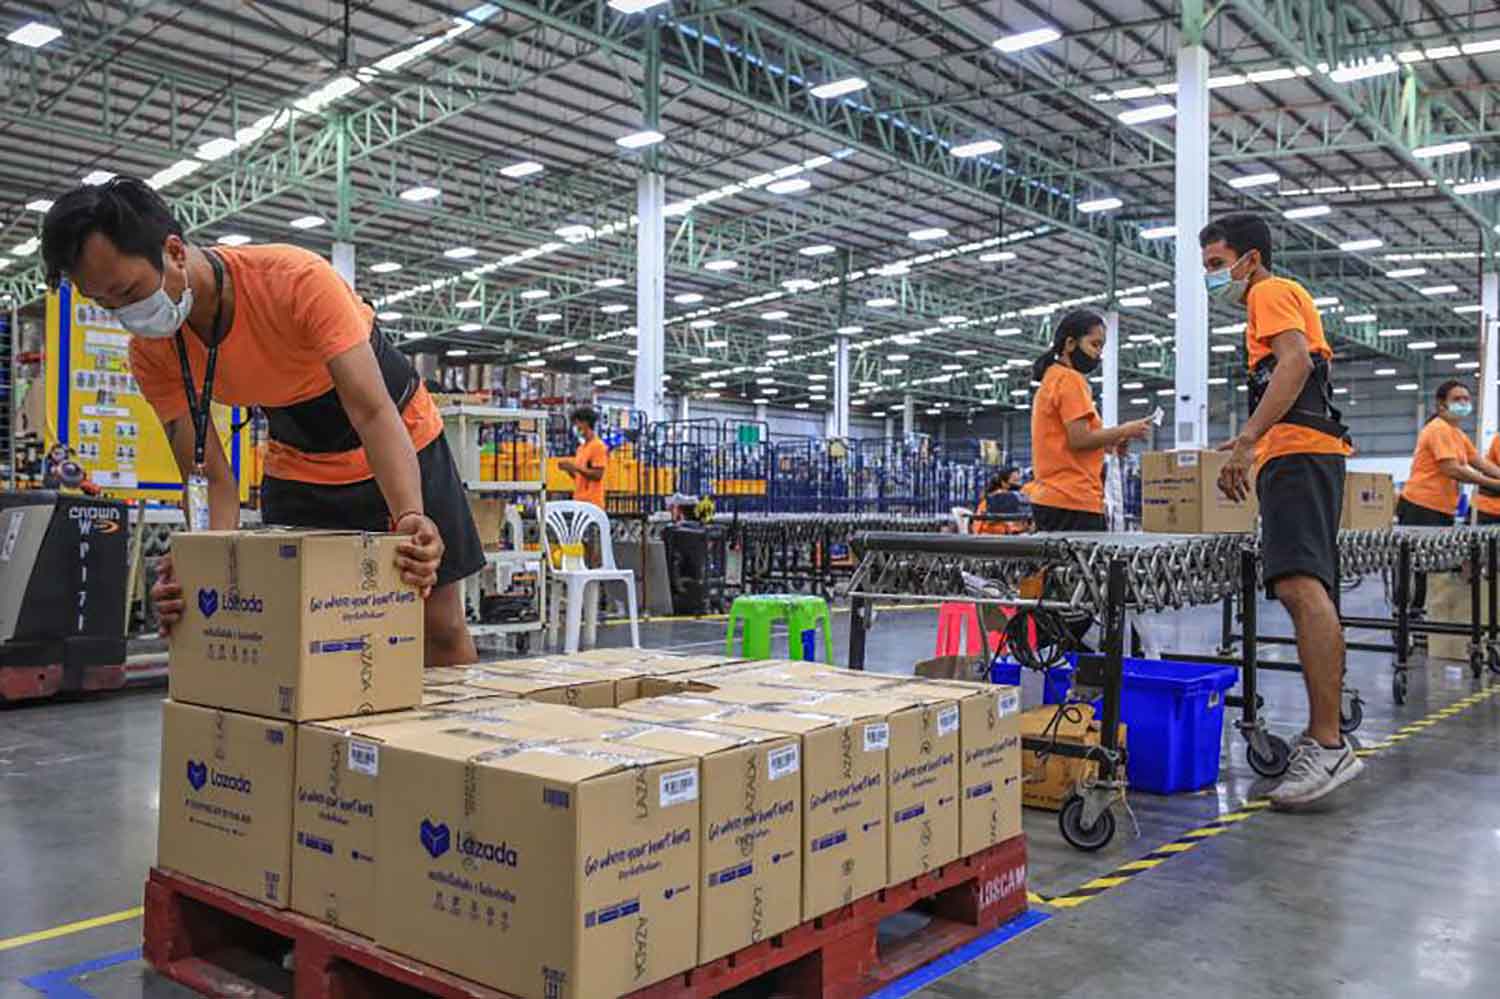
111 270 193 339
1204 255 1251 306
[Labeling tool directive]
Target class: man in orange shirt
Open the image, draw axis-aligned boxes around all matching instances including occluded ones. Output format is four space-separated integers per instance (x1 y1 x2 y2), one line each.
41 177 481 666
1202 213 1362 808
558 407 608 509
1396 381 1500 611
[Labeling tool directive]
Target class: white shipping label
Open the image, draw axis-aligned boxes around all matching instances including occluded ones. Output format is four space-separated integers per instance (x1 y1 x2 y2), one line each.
660 768 699 807
863 722 890 752
937 705 960 737
767 744 800 780
347 739 379 777
1176 452 1199 468
997 690 1021 718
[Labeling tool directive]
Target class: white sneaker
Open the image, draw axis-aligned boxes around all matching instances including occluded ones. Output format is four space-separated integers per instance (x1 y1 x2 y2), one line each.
1269 735 1365 809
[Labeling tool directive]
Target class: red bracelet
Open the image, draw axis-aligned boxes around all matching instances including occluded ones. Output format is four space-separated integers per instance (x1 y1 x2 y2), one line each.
390 509 424 530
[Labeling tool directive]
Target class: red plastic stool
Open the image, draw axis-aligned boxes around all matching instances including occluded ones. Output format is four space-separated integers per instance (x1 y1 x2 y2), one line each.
935 602 1005 656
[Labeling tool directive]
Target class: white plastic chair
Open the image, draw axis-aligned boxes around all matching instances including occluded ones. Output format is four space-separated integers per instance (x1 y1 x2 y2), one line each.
951 506 974 534
543 501 640 653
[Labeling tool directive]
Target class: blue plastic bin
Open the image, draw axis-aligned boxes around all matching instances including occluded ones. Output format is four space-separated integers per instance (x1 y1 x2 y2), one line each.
1045 657 1239 795
989 660 1021 686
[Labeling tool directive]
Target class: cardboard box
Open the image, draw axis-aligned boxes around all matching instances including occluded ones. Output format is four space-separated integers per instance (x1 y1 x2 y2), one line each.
622 693 887 919
773 689 959 885
168 531 424 720
1141 450 1258 534
901 681 1022 855
467 496 507 549
1341 472 1395 530
375 728 701 999
1019 704 1126 811
158 700 296 907
588 709 803 963
290 701 535 935
543 649 744 674
445 665 620 708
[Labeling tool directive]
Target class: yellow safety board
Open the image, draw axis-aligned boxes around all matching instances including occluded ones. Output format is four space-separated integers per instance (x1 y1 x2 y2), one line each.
45 286 253 503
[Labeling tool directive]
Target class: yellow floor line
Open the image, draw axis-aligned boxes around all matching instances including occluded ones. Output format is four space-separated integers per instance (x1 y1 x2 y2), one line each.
0 906 143 952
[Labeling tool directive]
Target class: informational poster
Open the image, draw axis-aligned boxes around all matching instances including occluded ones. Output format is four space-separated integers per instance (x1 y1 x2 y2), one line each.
45 283 251 503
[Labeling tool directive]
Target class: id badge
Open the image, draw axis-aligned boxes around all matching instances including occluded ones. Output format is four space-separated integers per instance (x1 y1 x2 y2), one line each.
186 473 211 532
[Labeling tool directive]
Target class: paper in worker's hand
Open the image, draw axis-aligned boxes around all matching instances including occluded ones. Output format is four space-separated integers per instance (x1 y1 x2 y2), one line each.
1150 406 1164 427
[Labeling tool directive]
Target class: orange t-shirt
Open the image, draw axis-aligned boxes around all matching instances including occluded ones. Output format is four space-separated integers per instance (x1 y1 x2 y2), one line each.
1402 418 1478 516
572 436 608 507
1244 277 1352 465
1029 364 1104 514
130 245 441 485
1476 437 1500 517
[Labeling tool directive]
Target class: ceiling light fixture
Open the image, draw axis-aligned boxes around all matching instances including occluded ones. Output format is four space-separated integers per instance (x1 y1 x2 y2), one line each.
1420 284 1459 296
616 129 666 149
443 246 478 259
703 259 739 271
24 198 53 213
810 76 868 99
1078 197 1123 213
1117 103 1176 125
370 261 402 274
500 161 544 179
6 22 62 48
399 185 441 202
216 234 252 246
951 139 1003 157
1386 267 1427 278
979 251 1017 263
908 227 950 241
595 276 627 288
993 26 1061 53
1228 171 1279 189
1284 205 1332 220
766 178 811 195
1453 178 1500 195
289 215 326 230
1140 225 1177 240
1328 58 1399 84
1412 140 1472 159
866 297 898 308
1377 328 1409 337
800 244 837 257
1339 238 1383 252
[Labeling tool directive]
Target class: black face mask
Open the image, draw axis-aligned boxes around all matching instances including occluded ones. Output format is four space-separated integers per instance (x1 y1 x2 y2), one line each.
1069 346 1100 375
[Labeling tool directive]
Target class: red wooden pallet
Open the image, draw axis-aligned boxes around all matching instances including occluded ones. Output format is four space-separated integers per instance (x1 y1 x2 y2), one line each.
144 835 1027 999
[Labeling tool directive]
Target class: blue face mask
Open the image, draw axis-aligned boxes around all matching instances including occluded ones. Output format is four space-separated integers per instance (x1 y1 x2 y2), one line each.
1449 402 1473 419
1204 252 1252 306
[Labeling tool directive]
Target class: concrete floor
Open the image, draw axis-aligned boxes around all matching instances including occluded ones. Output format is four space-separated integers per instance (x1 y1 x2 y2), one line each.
1 580 1497 997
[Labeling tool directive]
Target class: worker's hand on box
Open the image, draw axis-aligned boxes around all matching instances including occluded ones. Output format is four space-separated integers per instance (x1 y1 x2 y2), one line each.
1216 434 1256 502
151 552 184 637
394 511 444 598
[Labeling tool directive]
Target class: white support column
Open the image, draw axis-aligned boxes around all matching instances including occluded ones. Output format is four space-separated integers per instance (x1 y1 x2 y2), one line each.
677 394 690 421
1173 42 1210 450
754 403 768 423
1102 309 1120 427
902 394 915 436
832 334 851 438
1481 270 1499 451
331 241 356 290
884 416 895 438
634 172 667 422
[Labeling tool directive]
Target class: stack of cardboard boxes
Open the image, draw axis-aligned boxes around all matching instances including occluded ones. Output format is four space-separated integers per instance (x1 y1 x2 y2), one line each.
155 532 1024 999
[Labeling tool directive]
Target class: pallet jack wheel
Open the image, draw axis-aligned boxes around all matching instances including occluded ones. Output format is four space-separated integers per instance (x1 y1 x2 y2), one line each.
1246 733 1291 778
1058 793 1115 852
1488 646 1500 676
1392 668 1408 705
1339 694 1364 735
1470 650 1483 680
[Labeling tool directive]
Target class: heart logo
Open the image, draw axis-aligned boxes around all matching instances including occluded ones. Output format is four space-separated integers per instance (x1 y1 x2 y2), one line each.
197 588 219 618
420 819 450 859
186 759 208 791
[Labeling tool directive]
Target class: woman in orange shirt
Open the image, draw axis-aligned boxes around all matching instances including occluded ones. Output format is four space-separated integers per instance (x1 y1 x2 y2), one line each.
1028 309 1152 532
1397 380 1500 611
973 467 1027 535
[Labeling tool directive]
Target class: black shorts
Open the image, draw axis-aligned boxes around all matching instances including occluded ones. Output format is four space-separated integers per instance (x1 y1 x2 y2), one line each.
1031 504 1106 532
1258 453 1344 598
261 435 485 588
1396 497 1453 527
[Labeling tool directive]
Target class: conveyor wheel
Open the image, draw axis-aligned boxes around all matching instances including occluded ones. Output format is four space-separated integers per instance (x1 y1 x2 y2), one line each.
1392 668 1409 705
1339 692 1364 735
1246 733 1291 778
1058 793 1115 852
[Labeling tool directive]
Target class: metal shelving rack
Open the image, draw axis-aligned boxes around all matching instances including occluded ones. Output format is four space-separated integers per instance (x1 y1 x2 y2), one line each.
441 405 548 646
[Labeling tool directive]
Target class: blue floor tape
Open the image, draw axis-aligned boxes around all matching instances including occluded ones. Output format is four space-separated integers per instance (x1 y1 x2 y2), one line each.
21 946 141 999
863 911 1051 999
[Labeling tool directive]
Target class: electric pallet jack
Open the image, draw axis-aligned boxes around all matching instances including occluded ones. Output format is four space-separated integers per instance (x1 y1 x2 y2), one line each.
0 489 132 702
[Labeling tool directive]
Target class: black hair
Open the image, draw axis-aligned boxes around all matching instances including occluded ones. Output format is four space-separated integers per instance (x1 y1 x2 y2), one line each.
1435 380 1469 413
1198 213 1274 270
984 472 1006 495
41 177 183 289
571 406 598 430
1032 308 1105 383
1000 465 1019 486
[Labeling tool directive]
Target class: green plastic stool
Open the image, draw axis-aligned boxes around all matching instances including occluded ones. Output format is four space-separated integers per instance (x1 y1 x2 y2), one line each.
725 594 835 662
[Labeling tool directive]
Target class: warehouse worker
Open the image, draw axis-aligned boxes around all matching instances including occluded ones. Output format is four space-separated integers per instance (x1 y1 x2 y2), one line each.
40 176 482 666
1476 431 1500 526
973 468 1026 535
558 406 608 509
1396 381 1500 612
1028 309 1152 532
1201 213 1360 808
